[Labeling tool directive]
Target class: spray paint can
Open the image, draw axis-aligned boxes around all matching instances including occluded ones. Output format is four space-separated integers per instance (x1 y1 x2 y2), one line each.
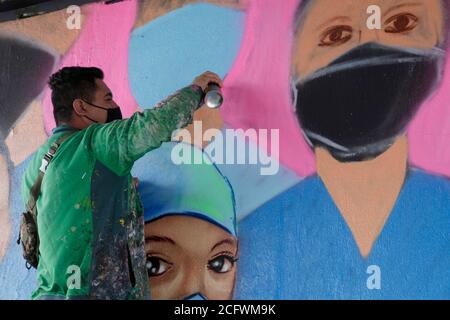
204 82 223 109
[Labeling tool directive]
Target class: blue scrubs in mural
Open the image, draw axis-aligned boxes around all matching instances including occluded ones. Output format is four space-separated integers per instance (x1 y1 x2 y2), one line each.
236 168 450 299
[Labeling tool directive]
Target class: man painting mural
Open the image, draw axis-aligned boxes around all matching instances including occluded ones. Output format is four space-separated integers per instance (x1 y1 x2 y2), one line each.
22 66 222 299
237 0 450 299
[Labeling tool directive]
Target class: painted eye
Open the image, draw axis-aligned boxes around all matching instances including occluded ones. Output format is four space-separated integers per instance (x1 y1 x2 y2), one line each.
207 255 237 274
385 13 418 33
146 256 171 277
319 25 353 47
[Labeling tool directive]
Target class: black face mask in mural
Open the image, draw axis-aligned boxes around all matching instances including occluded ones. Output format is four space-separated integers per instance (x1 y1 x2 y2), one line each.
292 42 445 162
0 36 56 138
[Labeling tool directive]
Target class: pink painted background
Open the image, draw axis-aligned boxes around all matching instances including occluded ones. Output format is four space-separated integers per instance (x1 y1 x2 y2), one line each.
42 1 140 132
44 0 450 178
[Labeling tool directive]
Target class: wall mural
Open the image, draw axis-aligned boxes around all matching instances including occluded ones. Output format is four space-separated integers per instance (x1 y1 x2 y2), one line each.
0 0 449 300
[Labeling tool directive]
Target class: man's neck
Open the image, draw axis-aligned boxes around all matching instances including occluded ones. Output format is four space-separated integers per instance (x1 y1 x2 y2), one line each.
316 136 409 258
58 121 84 131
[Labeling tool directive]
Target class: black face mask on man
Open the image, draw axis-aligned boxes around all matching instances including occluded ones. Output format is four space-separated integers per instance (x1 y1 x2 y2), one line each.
82 100 123 123
292 42 445 162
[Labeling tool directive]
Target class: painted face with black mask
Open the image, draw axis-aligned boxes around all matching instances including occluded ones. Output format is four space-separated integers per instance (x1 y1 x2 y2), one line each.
291 0 447 162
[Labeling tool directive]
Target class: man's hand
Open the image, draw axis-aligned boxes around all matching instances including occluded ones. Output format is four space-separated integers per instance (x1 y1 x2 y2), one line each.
192 71 223 92
172 71 224 149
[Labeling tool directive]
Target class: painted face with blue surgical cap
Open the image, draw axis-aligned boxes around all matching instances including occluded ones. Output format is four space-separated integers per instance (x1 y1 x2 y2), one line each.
133 142 237 300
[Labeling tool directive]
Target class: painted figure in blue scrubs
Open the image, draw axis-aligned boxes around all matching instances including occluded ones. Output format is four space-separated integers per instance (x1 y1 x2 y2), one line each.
133 142 238 300
236 0 450 299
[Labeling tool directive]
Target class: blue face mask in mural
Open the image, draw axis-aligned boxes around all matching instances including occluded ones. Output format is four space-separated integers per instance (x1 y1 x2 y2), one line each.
292 42 445 162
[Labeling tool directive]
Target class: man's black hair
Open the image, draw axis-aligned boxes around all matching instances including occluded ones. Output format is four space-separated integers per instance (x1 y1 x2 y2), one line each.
48 66 104 125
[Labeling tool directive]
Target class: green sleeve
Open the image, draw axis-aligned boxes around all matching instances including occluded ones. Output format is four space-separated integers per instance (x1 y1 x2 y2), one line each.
90 85 203 176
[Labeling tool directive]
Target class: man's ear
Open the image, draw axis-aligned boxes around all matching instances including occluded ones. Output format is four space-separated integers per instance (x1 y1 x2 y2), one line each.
72 99 87 116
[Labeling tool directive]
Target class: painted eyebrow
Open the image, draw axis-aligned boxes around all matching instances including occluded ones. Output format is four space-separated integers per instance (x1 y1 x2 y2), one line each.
314 16 352 32
210 238 237 253
384 2 423 17
145 235 177 246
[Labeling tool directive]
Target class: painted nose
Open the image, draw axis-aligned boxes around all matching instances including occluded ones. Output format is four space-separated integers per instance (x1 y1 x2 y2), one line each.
358 28 380 45
177 266 205 299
